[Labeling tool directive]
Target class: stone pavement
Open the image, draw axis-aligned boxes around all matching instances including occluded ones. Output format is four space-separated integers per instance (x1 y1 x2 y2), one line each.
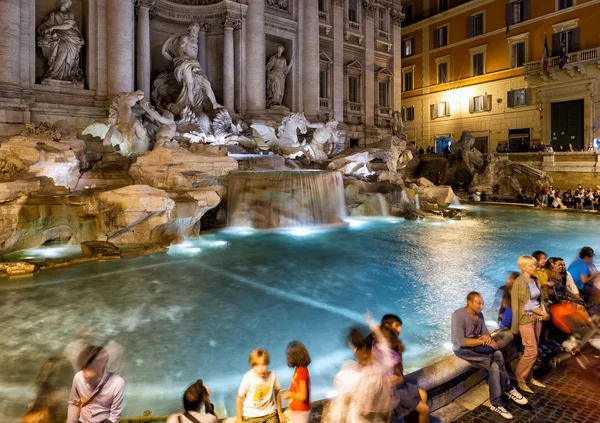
456 349 600 423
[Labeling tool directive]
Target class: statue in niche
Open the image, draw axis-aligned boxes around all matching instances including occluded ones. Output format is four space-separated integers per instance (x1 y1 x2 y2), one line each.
392 109 404 138
83 91 150 157
267 0 289 10
37 0 85 84
266 45 294 108
162 22 222 117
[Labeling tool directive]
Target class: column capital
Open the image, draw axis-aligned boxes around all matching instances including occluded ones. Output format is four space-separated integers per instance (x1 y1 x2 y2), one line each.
221 14 241 30
391 7 405 28
362 0 377 19
332 0 344 7
136 0 155 9
198 22 211 33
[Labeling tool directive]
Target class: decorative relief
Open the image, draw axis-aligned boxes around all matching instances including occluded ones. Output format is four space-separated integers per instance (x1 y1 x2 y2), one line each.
136 0 156 8
153 0 246 23
390 7 404 27
267 0 291 13
362 0 377 18
199 23 212 33
221 14 241 29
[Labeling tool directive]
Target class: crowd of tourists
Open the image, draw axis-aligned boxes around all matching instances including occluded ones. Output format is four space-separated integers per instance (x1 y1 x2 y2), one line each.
21 247 600 423
517 184 600 210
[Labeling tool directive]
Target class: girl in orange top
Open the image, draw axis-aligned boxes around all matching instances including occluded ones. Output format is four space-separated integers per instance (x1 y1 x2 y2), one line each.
282 341 311 423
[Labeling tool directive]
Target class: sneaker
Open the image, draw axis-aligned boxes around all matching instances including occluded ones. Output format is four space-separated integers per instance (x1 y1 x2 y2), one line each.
505 387 528 405
489 405 514 420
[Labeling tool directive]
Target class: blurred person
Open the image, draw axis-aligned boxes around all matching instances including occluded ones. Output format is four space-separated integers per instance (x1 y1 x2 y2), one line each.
66 346 125 423
63 330 93 373
568 247 599 294
236 348 284 423
22 356 73 423
531 251 554 302
452 292 527 420
166 379 217 423
281 341 311 423
511 256 550 394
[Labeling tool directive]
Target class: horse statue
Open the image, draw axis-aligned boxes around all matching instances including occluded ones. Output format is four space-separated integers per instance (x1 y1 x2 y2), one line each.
83 91 150 157
251 112 310 158
304 119 339 162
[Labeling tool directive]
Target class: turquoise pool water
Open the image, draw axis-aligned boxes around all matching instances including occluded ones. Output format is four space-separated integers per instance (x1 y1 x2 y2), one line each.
1 206 599 420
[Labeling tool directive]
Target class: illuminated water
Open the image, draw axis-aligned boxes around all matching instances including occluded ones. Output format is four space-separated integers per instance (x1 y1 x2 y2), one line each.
1 206 599 420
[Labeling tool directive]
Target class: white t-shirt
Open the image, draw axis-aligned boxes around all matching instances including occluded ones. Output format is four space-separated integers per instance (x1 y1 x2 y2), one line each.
237 369 280 417
566 271 580 295
166 411 218 423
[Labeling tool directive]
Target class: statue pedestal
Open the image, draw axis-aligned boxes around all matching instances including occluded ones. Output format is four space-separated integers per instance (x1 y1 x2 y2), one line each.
41 78 84 90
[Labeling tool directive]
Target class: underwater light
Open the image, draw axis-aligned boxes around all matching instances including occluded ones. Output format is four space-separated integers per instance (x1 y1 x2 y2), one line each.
287 227 319 237
211 241 228 247
188 248 202 253
345 218 369 229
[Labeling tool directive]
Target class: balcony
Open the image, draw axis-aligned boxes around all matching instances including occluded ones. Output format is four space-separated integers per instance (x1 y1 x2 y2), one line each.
348 21 360 31
345 101 365 124
524 46 600 75
377 30 389 41
319 98 331 109
319 11 327 21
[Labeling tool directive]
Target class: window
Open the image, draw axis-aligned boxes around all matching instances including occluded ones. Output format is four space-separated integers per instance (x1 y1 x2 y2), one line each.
404 3 414 25
378 7 387 32
319 69 328 99
378 80 389 107
402 106 415 121
348 0 358 22
437 62 448 84
403 70 413 92
553 28 580 55
402 38 415 58
472 52 485 76
468 12 484 38
507 88 531 107
469 94 492 113
558 0 574 10
434 26 448 48
439 0 449 12
318 0 325 13
431 102 450 119
348 76 360 103
507 0 530 25
511 41 526 68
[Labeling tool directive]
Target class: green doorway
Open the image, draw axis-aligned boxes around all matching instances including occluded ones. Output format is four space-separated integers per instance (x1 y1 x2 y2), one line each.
551 99 584 151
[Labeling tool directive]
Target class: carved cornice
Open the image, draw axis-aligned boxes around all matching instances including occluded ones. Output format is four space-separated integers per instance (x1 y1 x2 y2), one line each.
362 0 377 18
153 0 247 23
221 13 241 29
265 13 298 34
390 7 404 28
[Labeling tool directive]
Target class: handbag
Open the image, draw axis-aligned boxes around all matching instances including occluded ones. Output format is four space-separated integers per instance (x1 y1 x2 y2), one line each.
473 344 498 354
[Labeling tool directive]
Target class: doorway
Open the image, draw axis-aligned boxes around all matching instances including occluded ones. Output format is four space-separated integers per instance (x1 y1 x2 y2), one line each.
551 99 584 151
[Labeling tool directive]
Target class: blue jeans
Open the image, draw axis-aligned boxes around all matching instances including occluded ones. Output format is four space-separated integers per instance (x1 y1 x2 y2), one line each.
454 348 512 406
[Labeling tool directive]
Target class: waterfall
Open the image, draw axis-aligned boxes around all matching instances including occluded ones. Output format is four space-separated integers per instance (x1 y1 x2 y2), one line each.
227 171 347 229
375 193 390 217
450 196 462 208
414 193 421 210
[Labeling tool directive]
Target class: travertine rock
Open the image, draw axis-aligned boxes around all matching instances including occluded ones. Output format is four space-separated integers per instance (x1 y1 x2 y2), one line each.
81 241 122 258
420 186 455 207
0 261 37 277
129 147 238 190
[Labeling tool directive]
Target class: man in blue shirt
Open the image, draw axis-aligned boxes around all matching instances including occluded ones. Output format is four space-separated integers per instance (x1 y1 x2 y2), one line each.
568 246 599 291
451 291 527 420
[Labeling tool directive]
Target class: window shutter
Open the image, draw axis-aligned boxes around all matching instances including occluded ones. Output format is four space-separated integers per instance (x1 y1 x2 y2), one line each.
523 0 530 21
467 16 474 38
571 28 580 52
552 33 561 56
469 97 474 113
401 107 406 121
507 91 514 108
524 88 531 105
434 29 440 49
431 104 438 119
484 94 492 111
506 3 512 26
411 38 415 54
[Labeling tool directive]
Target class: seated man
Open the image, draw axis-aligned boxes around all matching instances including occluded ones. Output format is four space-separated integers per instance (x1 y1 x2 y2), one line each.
451 292 527 420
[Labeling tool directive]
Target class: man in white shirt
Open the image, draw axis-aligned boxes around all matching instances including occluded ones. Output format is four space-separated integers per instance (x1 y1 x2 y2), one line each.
67 346 125 423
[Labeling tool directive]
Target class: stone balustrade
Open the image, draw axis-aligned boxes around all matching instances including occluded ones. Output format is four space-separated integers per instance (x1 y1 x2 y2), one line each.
524 46 600 75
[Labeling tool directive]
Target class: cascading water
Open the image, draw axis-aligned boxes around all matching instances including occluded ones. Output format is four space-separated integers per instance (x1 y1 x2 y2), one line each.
414 193 421 210
227 171 347 228
450 196 462 208
375 193 390 217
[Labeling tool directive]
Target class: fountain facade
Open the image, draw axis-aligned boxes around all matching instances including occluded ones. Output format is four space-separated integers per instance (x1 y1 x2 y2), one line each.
227 171 347 229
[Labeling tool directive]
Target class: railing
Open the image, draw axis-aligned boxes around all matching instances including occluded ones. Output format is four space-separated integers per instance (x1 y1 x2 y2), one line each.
318 11 327 21
524 46 600 75
348 21 360 31
378 105 392 115
319 98 330 109
377 30 389 40
347 101 363 113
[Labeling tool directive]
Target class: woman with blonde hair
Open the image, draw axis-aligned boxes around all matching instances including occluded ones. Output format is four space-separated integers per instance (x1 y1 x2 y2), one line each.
511 255 550 393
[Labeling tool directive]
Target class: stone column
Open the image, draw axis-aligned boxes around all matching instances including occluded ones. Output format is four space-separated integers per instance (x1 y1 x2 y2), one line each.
198 23 210 73
364 2 376 127
107 0 135 96
303 0 320 117
246 0 266 112
0 0 22 94
391 8 404 111
234 20 246 114
136 0 154 97
332 0 345 123
222 16 238 112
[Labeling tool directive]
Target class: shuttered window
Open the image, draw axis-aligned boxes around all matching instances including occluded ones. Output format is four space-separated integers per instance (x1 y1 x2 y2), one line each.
506 0 530 25
468 13 484 38
507 89 531 108
472 52 485 76
552 28 580 55
558 0 574 10
434 26 448 48
469 95 492 113
402 106 415 121
431 102 450 119
511 41 526 68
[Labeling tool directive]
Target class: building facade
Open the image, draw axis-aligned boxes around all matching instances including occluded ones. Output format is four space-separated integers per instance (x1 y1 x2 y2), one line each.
400 0 600 153
0 0 405 148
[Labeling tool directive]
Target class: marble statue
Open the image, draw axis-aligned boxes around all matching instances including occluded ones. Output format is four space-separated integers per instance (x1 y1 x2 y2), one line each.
305 120 339 162
266 45 294 108
162 22 222 117
251 112 310 158
83 91 150 157
392 110 403 138
140 99 177 147
37 0 85 84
